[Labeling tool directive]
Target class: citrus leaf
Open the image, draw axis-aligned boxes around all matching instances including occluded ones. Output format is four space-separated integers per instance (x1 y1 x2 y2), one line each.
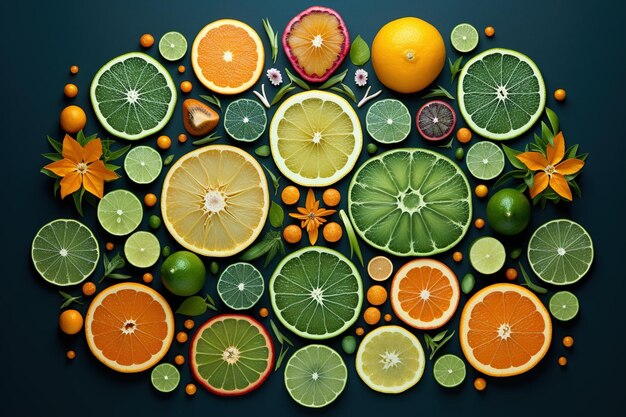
541 122 554 145
47 135 63 153
501 145 527 169
176 296 208 316
284 68 310 90
422 85 454 100
350 35 370 66
493 169 526 189
449 56 464 83
262 165 280 195
274 345 290 371
105 144 131 162
192 132 222 146
545 107 559 134
431 330 448 343
205 293 218 311
255 145 270 157
262 18 278 63
270 319 294 346
107 273 132 280
269 201 284 228
318 69 348 90
42 153 62 162
163 154 175 166
271 83 296 105
518 263 548 294
199 94 221 111
339 209 364 266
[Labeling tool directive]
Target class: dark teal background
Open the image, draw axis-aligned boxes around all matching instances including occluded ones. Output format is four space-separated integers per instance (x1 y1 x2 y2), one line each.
3 0 625 415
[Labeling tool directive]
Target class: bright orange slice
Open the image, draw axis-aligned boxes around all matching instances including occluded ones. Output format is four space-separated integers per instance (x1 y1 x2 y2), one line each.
85 283 174 373
459 283 552 377
390 259 460 330
191 19 264 95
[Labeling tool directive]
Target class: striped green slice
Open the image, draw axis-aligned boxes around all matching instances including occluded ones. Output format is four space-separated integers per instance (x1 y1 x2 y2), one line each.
465 141 505 180
224 98 267 142
433 354 466 388
549 291 579 321
217 262 264 310
97 189 143 236
124 146 162 184
365 99 411 144
151 363 180 393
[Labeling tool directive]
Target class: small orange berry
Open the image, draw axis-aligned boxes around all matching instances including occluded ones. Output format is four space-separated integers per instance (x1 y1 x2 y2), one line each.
474 377 487 391
505 267 518 281
185 383 197 395
453 251 463 262
558 356 567 366
105 242 114 251
456 128 472 144
259 307 269 318
283 225 302 244
175 355 185 366
60 105 87 134
64 83 78 98
157 135 172 150
323 222 343 243
180 80 192 93
144 193 158 207
363 306 381 325
383 313 392 322
178 65 186 73
142 272 154 284
281 185 300 205
184 319 195 330
554 89 566 101
59 309 84 335
176 331 188 343
562 336 574 348
355 327 365 336
474 218 485 229
366 285 388 306
82 282 96 297
178 133 188 143
322 188 341 207
475 184 489 198
70 65 79 74
484 26 495 37
66 350 76 360
140 33 154 48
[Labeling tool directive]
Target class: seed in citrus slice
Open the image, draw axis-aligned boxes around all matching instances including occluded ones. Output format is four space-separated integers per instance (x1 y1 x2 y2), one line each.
527 219 593 285
416 100 456 141
161 145 269 257
97 189 143 236
549 291 579 321
348 148 472 257
459 283 552 377
217 262 264 310
90 52 177 140
124 231 160 268
269 246 363 339
190 314 274 396
191 19 264 95
367 255 393 281
355 325 425 393
124 146 162 184
284 344 347 408
270 90 362 187
390 259 460 329
31 219 99 286
159 31 187 61
450 23 479 53
365 99 411 144
85 282 175 373
224 99 267 142
458 48 546 140
151 363 180 392
465 141 505 180
433 354 466 388
469 237 506 275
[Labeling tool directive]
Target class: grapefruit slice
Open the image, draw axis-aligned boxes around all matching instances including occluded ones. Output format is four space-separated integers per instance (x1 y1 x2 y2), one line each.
459 283 552 377
283 6 350 83
390 259 460 329
85 283 174 373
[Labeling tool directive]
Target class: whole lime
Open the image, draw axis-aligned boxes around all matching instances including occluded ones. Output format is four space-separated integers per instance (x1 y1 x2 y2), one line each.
486 188 531 235
160 251 206 296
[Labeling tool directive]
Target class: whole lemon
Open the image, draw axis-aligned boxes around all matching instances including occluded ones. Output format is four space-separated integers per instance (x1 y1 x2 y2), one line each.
372 17 446 93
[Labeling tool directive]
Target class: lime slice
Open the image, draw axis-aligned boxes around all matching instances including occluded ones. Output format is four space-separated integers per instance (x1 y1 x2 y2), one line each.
217 262 264 310
159 31 188 61
355 325 425 394
469 237 506 274
124 231 160 268
465 141 505 180
528 219 593 285
90 52 177 140
549 291 579 321
365 99 411 144
450 23 479 53
224 98 267 142
284 344 347 408
124 146 162 184
348 149 472 256
97 190 143 236
31 219 99 286
151 363 180 393
433 354 466 388
458 48 546 140
269 246 363 339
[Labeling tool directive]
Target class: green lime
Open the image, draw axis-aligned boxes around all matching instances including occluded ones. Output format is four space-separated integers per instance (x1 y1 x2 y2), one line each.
366 143 378 154
348 149 472 256
460 273 475 294
284 344 347 408
97 189 143 236
124 231 160 268
217 262 264 310
486 188 531 235
528 219 593 285
455 147 464 160
465 141 505 180
224 98 267 142
469 237 506 275
341 335 357 354
450 23 479 53
148 214 161 229
433 354 466 388
151 363 180 393
210 261 219 275
458 48 546 140
549 291 579 321
90 52 177 140
161 246 171 257
365 99 411 144
161 251 206 296
158 31 187 61
31 219 99 286
270 247 363 340
124 146 162 184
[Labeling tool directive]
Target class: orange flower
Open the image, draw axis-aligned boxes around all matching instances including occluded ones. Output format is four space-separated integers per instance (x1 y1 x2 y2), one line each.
44 135 118 199
289 189 336 245
516 132 584 201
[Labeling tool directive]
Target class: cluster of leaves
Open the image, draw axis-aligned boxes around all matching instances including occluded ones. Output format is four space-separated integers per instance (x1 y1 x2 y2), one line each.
424 329 455 360
99 252 131 283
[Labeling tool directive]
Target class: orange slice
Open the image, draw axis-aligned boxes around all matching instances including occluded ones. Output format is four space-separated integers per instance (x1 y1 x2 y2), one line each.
390 259 460 330
85 283 174 373
459 283 552 377
191 19 264 95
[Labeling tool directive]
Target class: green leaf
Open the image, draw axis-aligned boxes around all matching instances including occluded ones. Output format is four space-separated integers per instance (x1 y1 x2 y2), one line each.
99 252 127 282
47 135 63 153
339 210 364 266
565 144 579 159
262 165 280 195
270 319 294 346
318 69 348 90
545 107 559 135
518 263 548 294
340 83 357 103
271 83 296 105
53 178 61 197
515 183 528 193
59 291 82 309
76 130 87 146
255 145 271 157
493 169 526 189
269 201 284 228
192 132 222 146
431 330 448 343
72 187 85 216
163 154 175 166
199 94 222 111
428 331 455 360
350 35 370 66
501 145 527 169
569 179 581 198
274 345 290 371
262 18 279 63
40 168 60 178
284 68 310 90
263 244 278 268
437 138 454 149
449 56 464 83
204 293 218 311
240 231 281 261
422 85 454 100
541 122 554 145
176 296 208 316
107 273 132 280
105 144 131 162
42 152 62 162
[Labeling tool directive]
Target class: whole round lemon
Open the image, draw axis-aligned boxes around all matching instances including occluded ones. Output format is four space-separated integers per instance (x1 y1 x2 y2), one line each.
372 17 446 94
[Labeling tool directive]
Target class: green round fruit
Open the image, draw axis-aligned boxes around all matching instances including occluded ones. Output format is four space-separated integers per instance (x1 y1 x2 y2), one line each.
486 188 531 235
124 231 160 268
433 354 466 388
160 251 206 296
450 23 479 53
217 262 264 310
151 363 180 392
366 99 411 144
341 335 357 354
224 98 267 142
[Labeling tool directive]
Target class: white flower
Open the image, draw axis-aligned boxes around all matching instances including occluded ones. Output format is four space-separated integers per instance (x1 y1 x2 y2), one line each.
266 68 283 86
354 69 368 87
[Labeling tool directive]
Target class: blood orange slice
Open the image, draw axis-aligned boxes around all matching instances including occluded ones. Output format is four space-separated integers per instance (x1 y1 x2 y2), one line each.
390 259 460 330
283 6 350 83
459 283 552 377
85 283 174 373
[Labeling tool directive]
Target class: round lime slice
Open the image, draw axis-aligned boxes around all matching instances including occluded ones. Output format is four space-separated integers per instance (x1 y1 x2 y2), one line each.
433 354 466 388
124 231 160 268
365 99 411 144
284 344 347 408
469 236 506 275
97 189 143 236
450 23 479 53
458 48 546 140
31 219 99 286
151 363 180 393
348 148 472 257
91 52 177 140
549 291 579 321
224 98 267 142
465 141 505 180
217 262 264 310
528 219 593 285
124 146 162 184
269 246 363 340
159 31 188 61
